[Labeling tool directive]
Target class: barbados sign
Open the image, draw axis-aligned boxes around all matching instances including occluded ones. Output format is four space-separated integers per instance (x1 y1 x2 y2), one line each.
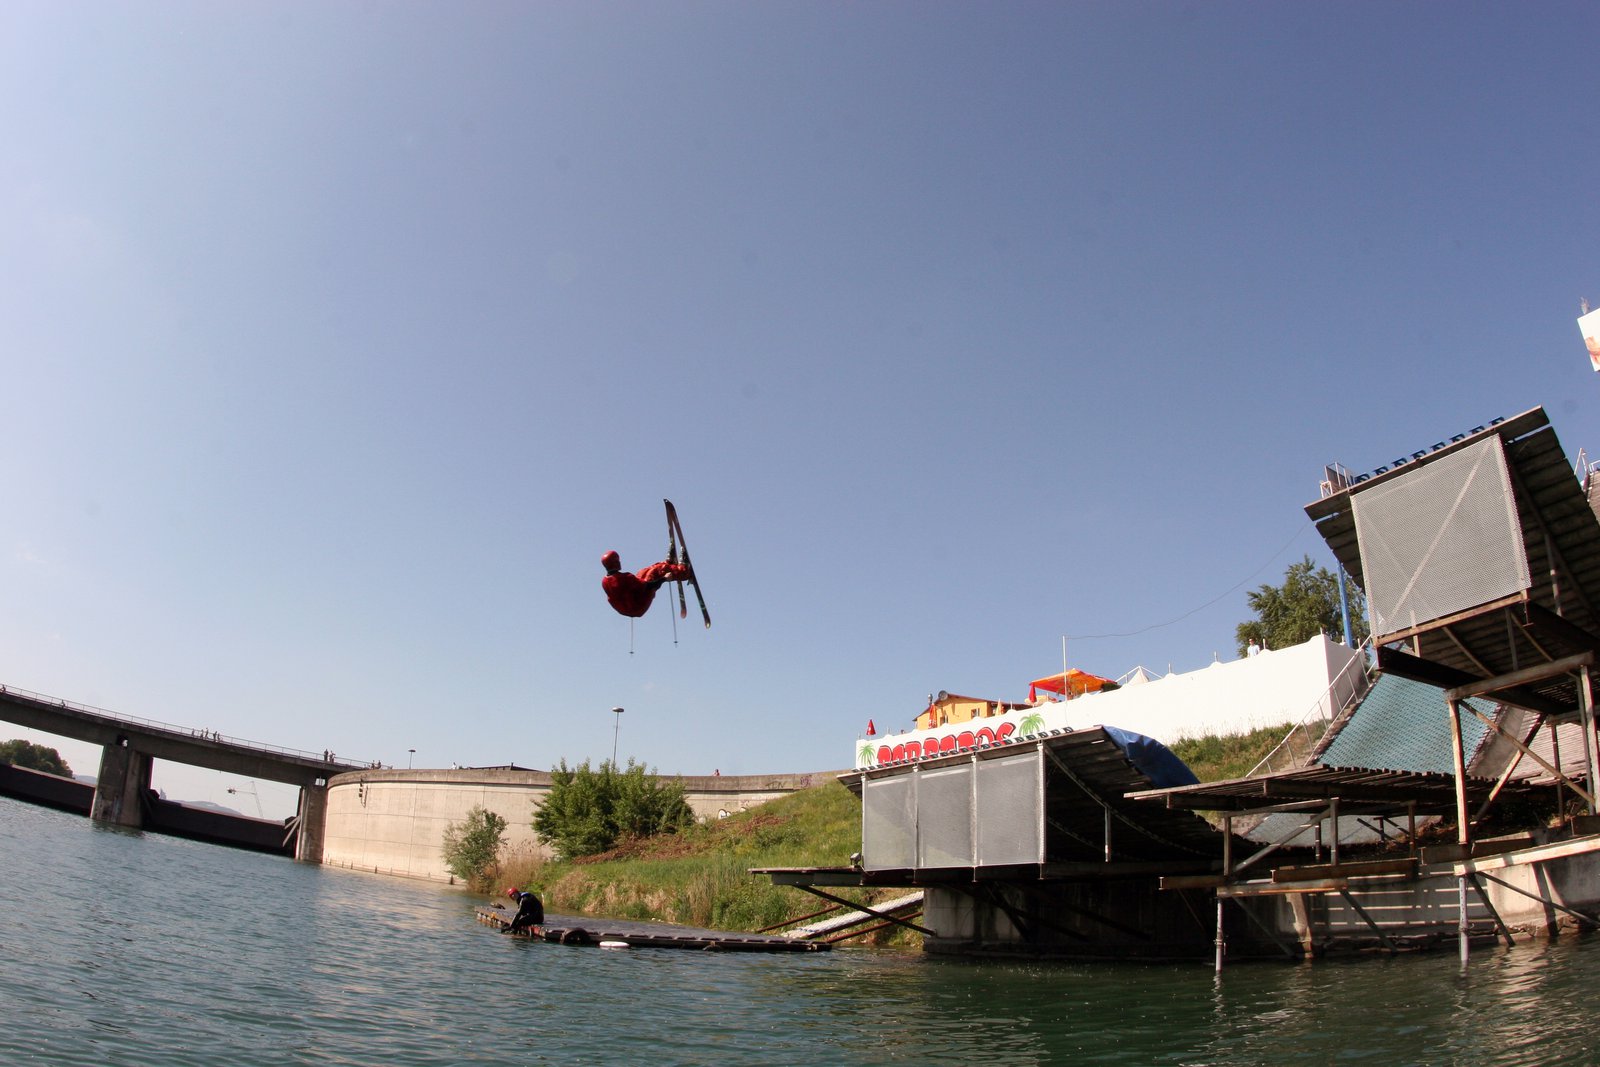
855 701 1074 770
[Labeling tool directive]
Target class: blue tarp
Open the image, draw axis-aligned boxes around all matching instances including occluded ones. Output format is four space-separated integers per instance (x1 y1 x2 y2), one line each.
1102 725 1201 789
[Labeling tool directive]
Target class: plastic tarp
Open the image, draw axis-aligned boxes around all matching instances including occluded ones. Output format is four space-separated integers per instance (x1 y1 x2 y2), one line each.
1102 725 1200 789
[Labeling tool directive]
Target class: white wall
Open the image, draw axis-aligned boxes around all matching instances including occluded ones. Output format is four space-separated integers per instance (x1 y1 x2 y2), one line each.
1057 635 1364 744
319 767 843 883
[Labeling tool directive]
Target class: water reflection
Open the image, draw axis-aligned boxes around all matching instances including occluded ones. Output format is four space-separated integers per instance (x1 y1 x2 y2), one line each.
7 797 1600 1066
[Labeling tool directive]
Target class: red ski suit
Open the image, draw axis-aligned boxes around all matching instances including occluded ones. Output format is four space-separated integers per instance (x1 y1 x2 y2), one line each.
602 561 692 618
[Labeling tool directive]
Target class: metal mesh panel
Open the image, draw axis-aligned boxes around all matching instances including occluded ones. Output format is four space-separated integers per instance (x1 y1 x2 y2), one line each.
861 774 916 871
974 751 1043 866
1353 437 1529 637
916 764 974 869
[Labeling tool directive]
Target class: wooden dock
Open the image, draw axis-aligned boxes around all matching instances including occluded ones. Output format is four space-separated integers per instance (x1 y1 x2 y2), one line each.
474 905 831 953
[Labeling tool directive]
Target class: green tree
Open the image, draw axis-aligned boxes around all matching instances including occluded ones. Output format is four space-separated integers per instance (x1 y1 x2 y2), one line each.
0 739 72 777
533 758 694 861
441 805 507 890
1235 555 1368 656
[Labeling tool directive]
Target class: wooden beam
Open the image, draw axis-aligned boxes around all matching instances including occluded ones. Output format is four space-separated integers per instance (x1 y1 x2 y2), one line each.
1449 833 1600 876
1271 857 1418 883
1376 646 1571 718
1443 650 1596 702
1374 593 1528 648
1218 879 1349 898
1160 874 1228 891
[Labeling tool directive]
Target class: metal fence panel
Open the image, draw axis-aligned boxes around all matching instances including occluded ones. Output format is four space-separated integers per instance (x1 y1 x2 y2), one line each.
975 752 1043 866
916 764 974 868
1353 437 1529 637
861 774 916 871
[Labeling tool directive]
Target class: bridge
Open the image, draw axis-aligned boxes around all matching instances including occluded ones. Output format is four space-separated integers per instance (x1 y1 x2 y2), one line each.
0 683 366 862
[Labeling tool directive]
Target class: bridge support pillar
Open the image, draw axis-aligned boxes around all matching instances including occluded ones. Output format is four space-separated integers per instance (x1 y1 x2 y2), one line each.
91 738 151 828
295 783 328 863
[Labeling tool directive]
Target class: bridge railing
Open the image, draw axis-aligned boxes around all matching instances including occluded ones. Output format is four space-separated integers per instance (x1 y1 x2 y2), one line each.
0 682 377 769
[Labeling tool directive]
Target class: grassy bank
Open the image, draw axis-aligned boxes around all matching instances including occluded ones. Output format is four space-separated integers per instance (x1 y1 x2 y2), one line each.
494 723 1296 945
495 778 912 943
1168 722 1295 783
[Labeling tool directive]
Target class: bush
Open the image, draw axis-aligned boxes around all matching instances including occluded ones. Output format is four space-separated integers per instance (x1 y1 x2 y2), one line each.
0 740 72 777
441 806 507 891
533 758 693 860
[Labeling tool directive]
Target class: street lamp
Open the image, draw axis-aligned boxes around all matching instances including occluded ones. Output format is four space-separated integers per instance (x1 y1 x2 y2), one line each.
611 707 624 767
408 748 416 768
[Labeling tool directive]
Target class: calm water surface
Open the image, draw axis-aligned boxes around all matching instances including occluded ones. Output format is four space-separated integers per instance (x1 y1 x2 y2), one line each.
4 796 1600 1065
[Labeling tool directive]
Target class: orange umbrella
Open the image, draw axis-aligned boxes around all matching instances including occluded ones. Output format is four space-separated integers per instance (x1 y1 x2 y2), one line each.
1028 668 1116 702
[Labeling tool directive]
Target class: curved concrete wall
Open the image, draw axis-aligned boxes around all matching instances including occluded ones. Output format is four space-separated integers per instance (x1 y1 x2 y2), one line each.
320 767 844 883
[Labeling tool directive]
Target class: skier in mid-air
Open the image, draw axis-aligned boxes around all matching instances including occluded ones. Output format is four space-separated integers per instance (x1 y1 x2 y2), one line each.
600 550 692 619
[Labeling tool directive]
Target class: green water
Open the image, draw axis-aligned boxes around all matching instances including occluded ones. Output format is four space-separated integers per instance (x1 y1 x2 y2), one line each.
3 795 1598 1065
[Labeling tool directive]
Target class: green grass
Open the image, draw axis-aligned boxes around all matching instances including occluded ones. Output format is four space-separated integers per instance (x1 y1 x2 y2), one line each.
494 725 1297 945
495 779 915 944
1168 722 1297 782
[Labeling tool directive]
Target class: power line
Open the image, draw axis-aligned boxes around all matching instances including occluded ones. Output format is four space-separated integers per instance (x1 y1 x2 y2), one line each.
1064 520 1313 641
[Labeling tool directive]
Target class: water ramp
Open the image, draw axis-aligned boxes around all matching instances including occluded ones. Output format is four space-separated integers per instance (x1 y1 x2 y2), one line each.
474 906 830 953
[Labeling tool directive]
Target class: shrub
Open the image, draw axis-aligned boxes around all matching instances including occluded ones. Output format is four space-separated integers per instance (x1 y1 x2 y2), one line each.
441 806 507 891
533 758 693 860
0 740 72 777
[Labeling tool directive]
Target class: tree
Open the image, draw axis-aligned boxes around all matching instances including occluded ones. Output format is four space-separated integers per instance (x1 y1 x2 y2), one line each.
533 758 694 861
1235 555 1368 657
0 739 72 777
441 806 507 890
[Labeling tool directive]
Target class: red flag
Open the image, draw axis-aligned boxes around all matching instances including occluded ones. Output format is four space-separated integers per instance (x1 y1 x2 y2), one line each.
866 719 876 736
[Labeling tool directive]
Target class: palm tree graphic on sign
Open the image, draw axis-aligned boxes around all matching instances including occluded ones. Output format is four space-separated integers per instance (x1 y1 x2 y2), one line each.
1018 712 1046 738
859 741 879 765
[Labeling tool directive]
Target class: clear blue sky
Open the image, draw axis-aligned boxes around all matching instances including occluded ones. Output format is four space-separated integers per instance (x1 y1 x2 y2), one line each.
3 3 1597 818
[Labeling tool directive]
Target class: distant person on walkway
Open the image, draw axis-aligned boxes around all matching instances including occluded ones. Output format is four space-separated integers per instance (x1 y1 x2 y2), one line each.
601 550 692 618
503 887 544 935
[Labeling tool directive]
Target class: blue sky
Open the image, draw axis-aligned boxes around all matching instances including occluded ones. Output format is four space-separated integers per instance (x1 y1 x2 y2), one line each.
3 3 1597 818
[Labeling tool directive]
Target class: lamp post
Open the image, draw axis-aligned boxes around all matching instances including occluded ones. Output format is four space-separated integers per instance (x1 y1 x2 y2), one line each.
611 707 624 767
408 748 416 768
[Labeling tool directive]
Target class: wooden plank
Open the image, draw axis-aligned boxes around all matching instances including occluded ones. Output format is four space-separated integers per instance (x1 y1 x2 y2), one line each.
1419 835 1536 864
1218 879 1349 898
1160 874 1228 890
1272 857 1417 883
1451 834 1600 876
1444 650 1598 701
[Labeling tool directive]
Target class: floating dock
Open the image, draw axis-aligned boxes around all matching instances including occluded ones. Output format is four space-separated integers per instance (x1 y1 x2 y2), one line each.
474 905 831 953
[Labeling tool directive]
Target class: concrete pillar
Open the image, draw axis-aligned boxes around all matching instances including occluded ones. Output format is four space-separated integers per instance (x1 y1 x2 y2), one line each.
91 738 151 828
295 783 328 863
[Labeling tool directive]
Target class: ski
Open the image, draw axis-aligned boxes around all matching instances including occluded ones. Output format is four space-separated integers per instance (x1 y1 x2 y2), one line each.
663 499 710 628
666 501 687 621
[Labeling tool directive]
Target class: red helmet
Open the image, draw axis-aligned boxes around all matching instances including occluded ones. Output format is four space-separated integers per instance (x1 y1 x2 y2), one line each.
601 550 621 572
505 887 518 899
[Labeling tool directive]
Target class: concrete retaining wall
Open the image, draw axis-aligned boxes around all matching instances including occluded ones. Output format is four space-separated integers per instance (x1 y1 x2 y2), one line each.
320 767 843 883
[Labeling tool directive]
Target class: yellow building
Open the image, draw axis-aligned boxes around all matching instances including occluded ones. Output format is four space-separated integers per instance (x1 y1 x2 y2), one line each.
914 692 1031 732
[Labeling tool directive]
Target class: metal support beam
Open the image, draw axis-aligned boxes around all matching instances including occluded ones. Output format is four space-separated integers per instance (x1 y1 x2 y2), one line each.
1337 889 1397 954
787 885 936 938
1466 874 1514 946
1476 869 1600 929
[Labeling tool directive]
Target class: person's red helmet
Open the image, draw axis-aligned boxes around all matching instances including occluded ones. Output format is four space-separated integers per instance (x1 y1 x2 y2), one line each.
505 887 518 899
601 550 621 572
